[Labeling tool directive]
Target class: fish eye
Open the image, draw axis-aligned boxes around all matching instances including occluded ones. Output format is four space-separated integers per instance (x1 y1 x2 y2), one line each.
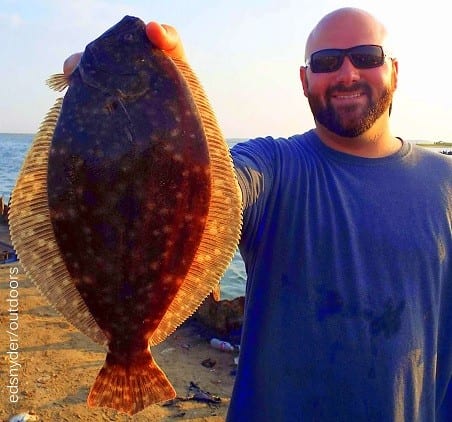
123 33 135 42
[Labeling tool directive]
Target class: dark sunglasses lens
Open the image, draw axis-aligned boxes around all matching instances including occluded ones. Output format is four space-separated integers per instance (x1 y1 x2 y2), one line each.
349 45 384 68
310 51 343 73
309 45 385 73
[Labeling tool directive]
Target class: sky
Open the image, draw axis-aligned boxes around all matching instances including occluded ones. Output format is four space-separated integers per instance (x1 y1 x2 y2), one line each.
1 0 451 142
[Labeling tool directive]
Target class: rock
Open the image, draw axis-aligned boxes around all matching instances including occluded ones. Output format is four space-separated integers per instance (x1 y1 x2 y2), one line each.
0 196 9 224
194 293 244 337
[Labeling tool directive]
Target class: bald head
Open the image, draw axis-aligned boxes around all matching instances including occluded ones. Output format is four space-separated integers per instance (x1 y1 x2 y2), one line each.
305 8 389 62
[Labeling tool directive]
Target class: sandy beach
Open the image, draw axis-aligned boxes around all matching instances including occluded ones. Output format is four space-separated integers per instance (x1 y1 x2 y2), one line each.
0 221 240 421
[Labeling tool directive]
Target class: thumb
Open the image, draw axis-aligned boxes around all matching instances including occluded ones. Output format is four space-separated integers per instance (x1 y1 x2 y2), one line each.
63 52 82 76
146 22 187 61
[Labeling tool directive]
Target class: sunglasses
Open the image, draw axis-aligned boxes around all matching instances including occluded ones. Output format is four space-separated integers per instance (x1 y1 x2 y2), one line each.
306 44 388 73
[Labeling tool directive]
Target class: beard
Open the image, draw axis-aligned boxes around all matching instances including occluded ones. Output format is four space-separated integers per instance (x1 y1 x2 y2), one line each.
307 80 395 137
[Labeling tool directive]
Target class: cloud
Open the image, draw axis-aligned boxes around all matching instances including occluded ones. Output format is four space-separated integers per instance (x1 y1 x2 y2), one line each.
0 12 24 28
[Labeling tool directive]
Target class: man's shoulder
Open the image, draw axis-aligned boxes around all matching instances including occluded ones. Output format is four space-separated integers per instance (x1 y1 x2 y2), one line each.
409 143 452 168
230 130 314 157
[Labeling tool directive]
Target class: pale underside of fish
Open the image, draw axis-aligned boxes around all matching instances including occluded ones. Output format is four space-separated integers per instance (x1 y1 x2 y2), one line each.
8 16 242 415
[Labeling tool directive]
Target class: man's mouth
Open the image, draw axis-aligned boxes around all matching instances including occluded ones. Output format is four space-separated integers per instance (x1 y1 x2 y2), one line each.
334 92 363 100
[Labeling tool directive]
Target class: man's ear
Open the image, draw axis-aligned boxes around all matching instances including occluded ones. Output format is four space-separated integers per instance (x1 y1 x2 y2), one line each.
391 58 399 91
300 66 309 98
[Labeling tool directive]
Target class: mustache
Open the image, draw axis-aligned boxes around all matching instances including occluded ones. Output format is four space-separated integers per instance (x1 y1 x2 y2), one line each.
326 82 372 98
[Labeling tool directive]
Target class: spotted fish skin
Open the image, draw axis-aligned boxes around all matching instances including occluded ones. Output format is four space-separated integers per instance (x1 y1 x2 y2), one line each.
47 16 210 413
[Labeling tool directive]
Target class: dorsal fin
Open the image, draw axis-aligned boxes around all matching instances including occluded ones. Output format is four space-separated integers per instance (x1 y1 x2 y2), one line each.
8 96 108 347
150 57 243 345
46 73 70 92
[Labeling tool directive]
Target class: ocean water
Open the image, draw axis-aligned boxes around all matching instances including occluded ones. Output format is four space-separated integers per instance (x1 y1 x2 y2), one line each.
0 133 33 202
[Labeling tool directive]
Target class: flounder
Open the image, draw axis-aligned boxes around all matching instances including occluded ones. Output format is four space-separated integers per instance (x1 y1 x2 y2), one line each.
9 16 241 415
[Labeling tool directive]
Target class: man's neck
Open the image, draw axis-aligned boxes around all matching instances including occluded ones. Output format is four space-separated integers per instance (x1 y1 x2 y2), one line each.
314 123 402 158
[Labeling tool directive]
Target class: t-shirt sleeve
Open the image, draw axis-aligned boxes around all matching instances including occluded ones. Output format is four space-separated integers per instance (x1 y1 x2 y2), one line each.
230 137 276 252
230 137 275 210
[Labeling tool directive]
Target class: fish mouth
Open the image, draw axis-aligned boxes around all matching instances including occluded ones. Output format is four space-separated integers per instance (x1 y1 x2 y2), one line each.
81 47 138 76
100 15 146 40
82 15 147 75
78 16 150 93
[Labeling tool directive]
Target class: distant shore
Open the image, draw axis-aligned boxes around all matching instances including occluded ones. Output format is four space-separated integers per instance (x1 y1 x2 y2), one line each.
416 142 452 147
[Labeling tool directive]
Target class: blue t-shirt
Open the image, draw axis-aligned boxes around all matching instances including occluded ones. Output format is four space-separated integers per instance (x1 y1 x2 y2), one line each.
227 130 452 421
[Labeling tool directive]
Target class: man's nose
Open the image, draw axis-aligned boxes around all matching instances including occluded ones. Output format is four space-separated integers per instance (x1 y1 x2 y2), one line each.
334 56 360 84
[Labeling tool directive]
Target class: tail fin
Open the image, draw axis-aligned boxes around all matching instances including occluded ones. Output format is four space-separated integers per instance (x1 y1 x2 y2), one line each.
87 351 176 415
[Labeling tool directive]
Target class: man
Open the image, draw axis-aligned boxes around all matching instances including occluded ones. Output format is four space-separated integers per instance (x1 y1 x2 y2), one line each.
65 7 451 421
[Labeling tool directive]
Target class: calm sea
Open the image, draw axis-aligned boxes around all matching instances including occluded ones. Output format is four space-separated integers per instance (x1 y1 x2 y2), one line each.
1 133 450 299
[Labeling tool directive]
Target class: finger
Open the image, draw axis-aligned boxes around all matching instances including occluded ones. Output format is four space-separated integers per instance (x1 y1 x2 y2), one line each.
145 21 187 61
63 53 82 76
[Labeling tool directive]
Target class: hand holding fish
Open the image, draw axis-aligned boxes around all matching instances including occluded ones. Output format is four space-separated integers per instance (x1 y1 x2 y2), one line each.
63 21 185 76
146 21 187 60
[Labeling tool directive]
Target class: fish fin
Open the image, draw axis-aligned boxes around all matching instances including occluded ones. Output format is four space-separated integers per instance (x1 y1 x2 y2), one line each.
150 58 242 345
212 283 221 302
87 352 176 415
46 73 69 92
8 98 108 347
